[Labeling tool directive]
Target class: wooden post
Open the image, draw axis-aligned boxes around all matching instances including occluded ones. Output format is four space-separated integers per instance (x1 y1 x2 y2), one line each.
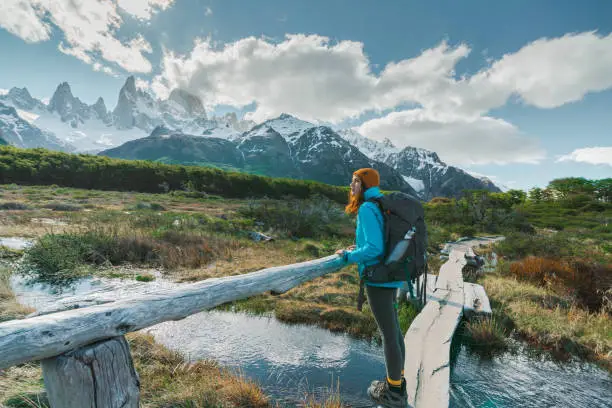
41 336 140 408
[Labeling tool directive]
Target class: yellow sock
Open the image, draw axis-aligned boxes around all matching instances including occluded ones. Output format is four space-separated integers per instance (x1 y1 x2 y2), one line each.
387 376 402 387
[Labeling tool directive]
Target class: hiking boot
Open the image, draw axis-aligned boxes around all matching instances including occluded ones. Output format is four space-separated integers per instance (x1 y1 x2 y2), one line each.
367 378 407 408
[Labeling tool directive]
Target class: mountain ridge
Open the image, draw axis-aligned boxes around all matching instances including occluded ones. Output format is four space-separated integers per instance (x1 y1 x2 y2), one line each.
0 78 502 198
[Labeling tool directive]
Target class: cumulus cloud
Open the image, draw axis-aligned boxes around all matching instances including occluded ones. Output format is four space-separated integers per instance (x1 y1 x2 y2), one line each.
0 0 50 43
0 0 175 73
152 31 612 123
135 77 151 91
152 34 380 122
0 89 8 96
116 0 175 20
557 147 612 166
93 62 118 77
149 31 612 164
357 109 546 166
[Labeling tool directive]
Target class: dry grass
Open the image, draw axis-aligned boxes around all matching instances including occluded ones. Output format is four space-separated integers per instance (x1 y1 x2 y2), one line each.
483 273 612 370
0 363 47 407
173 242 310 282
463 316 508 350
0 267 34 323
509 256 612 312
509 256 572 285
0 268 45 408
130 332 272 408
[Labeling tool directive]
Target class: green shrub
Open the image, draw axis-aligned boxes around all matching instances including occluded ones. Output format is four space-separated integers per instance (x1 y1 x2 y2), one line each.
135 274 155 282
238 195 351 238
0 146 348 203
129 202 166 211
0 201 30 210
42 202 82 211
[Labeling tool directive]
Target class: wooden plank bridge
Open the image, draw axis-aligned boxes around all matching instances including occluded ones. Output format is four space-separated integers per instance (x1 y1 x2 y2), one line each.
0 238 498 408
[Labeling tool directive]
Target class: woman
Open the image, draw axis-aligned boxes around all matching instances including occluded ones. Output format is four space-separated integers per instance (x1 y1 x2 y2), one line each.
335 168 407 408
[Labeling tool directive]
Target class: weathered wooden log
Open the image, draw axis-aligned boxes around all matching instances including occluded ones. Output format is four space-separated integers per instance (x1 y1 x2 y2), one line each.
404 249 466 408
42 336 139 408
29 297 115 317
463 282 492 317
0 254 345 369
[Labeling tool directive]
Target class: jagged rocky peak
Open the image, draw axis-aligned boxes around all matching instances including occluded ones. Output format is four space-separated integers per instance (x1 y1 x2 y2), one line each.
262 113 315 141
47 82 92 126
48 82 74 113
113 76 138 129
382 137 396 149
278 113 295 120
400 145 444 165
93 97 107 112
122 75 138 97
92 97 111 123
4 86 45 110
168 88 206 117
8 87 34 102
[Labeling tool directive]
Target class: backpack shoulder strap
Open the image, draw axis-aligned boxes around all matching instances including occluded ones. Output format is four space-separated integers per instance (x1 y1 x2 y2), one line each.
366 197 389 260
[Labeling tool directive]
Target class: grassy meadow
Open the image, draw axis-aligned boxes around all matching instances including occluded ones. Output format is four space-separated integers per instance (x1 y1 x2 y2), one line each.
1 173 610 406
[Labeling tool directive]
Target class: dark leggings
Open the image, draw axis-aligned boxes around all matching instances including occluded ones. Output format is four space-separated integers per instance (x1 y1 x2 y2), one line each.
366 285 406 381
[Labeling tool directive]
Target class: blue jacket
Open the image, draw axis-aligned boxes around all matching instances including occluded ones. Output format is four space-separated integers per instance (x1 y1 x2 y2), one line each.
345 186 403 288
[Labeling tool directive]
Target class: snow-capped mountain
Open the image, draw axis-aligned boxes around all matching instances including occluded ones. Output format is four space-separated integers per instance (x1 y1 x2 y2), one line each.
100 122 420 195
259 113 316 143
338 128 501 199
2 87 47 112
337 128 400 164
0 76 503 198
48 82 111 127
0 77 252 153
0 102 73 151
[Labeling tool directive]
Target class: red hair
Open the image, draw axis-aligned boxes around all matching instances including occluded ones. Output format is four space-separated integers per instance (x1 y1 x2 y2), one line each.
345 182 364 215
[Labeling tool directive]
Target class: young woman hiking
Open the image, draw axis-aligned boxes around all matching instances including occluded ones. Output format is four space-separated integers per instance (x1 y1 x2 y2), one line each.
335 168 407 408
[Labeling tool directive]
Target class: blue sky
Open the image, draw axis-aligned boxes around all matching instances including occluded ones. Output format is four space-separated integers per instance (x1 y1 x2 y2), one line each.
0 0 611 191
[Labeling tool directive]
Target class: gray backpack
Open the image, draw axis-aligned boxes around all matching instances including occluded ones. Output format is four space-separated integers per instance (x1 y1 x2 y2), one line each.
365 191 428 282
357 192 428 309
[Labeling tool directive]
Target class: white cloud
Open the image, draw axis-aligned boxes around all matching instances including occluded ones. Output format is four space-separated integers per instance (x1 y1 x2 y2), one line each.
152 31 612 123
135 78 151 91
357 109 546 166
0 0 175 73
152 35 375 122
0 0 50 43
93 62 118 77
150 31 612 164
117 0 175 20
0 89 8 96
205 7 213 16
557 147 612 166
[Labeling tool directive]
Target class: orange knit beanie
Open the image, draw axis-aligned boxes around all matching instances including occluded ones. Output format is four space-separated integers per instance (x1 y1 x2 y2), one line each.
353 168 380 189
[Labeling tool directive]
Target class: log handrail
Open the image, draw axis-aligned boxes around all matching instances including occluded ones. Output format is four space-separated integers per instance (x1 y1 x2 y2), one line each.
0 255 345 369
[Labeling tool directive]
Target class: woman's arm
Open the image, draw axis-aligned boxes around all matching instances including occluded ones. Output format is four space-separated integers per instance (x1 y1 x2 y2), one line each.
344 203 384 264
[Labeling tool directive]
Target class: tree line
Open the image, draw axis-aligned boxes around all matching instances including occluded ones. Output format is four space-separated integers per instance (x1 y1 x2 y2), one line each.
0 146 349 203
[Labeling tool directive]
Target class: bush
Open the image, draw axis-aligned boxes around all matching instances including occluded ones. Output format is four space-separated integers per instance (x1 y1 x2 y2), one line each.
508 256 612 313
135 273 155 282
238 195 350 238
0 201 30 210
462 316 508 350
42 202 82 211
494 231 577 259
22 230 241 285
129 202 166 211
